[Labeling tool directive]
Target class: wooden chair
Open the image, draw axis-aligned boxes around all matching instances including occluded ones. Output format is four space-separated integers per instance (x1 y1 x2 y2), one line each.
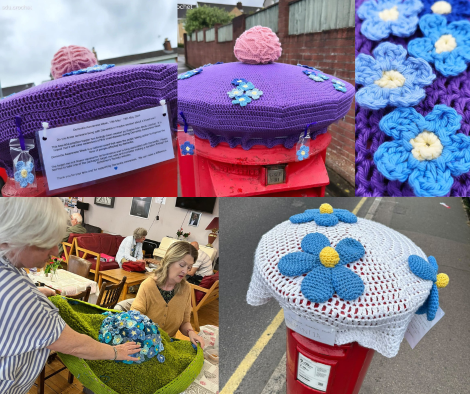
67 286 92 302
97 277 127 309
61 240 74 264
75 242 102 283
189 278 219 331
67 255 92 278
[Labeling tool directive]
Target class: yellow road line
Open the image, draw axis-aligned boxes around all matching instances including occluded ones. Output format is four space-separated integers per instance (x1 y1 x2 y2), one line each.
221 309 285 394
352 197 368 215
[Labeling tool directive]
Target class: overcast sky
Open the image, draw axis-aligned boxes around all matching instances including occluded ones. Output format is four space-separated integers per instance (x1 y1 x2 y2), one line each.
0 0 177 88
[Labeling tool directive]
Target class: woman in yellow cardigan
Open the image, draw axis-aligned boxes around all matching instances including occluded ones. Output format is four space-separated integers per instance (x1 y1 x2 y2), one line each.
131 241 206 348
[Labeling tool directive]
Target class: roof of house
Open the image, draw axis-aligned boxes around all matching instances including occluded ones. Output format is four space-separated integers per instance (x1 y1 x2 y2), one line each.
98 48 177 65
2 82 35 97
197 2 260 15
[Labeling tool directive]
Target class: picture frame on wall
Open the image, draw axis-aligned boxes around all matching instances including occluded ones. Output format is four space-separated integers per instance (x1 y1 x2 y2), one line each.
130 197 152 219
94 197 115 208
188 211 202 227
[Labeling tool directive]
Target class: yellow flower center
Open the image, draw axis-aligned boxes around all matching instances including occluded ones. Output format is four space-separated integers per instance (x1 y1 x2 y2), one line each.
186 146 190 151
374 70 406 89
20 169 28 178
410 131 443 161
319 203 334 214
240 98 245 101
436 273 449 288
431 1 452 14
379 5 399 21
301 150 305 155
435 34 457 53
252 91 257 95
319 247 340 268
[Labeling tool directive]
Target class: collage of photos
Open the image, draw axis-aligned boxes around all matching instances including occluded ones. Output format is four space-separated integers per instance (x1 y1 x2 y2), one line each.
0 1 469 394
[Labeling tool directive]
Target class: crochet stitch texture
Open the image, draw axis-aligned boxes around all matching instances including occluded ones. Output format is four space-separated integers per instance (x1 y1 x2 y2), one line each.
374 105 470 196
420 0 470 22
51 45 97 80
234 26 282 64
357 0 423 41
355 42 435 109
290 203 358 226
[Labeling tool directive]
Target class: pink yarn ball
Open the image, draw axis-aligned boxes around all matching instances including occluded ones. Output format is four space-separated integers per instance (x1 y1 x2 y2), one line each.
234 26 282 64
51 45 97 79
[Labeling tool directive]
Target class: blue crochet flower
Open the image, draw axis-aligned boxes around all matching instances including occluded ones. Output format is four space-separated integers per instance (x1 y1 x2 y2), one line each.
180 141 195 156
14 161 34 188
62 64 115 77
408 14 470 77
227 87 244 98
374 105 470 197
357 0 423 41
104 332 112 343
232 95 252 107
290 203 358 226
112 334 123 345
355 42 435 110
178 68 203 80
420 0 470 23
231 78 248 86
408 255 449 321
246 88 263 99
157 354 165 363
148 347 157 358
238 81 255 91
297 145 310 161
332 79 347 93
278 233 365 303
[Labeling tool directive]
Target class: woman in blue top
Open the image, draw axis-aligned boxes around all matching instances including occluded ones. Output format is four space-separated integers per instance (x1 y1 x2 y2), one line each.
0 198 141 394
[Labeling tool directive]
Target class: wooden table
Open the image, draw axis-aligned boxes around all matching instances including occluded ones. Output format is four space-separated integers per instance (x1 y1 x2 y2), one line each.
98 269 150 302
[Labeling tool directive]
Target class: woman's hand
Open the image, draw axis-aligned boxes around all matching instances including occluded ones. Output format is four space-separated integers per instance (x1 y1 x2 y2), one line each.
114 342 142 361
188 331 205 349
38 287 56 297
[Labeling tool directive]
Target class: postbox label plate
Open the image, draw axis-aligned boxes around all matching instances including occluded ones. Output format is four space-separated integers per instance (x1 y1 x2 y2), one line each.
297 353 331 392
266 165 286 185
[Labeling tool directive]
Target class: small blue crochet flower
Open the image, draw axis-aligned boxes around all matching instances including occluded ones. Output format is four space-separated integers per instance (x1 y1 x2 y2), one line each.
148 347 157 358
290 203 358 226
112 334 123 345
227 88 244 98
332 79 347 93
104 332 112 343
408 255 449 321
232 95 252 107
238 81 255 91
157 354 165 363
278 233 365 303
246 88 263 99
420 0 470 23
408 14 470 77
356 42 435 110
62 64 115 77
14 161 34 188
297 145 310 161
231 78 248 86
178 68 203 80
357 0 423 41
374 105 470 197
180 141 195 156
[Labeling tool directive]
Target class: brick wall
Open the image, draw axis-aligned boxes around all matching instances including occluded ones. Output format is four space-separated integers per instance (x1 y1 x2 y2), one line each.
184 0 355 186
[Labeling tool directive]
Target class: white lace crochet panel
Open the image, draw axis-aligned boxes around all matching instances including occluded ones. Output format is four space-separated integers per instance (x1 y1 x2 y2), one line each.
246 217 432 358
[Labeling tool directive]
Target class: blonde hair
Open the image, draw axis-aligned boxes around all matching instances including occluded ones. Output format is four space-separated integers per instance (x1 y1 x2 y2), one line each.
70 212 83 223
133 227 148 239
0 198 68 259
154 241 198 294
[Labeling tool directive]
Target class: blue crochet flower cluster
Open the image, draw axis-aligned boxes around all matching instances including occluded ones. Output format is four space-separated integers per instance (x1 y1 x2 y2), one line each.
332 79 347 93
14 161 34 188
408 254 449 321
356 42 435 109
408 14 470 77
290 204 358 227
228 78 263 107
278 233 365 303
374 105 470 196
98 310 165 364
62 64 115 77
178 68 203 80
180 141 195 156
420 0 470 23
357 0 423 41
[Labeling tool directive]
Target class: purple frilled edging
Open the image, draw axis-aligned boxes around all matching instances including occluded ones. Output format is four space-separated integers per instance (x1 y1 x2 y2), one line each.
355 0 470 197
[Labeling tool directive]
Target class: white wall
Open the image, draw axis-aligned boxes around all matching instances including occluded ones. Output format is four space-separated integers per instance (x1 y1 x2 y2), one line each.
82 198 219 252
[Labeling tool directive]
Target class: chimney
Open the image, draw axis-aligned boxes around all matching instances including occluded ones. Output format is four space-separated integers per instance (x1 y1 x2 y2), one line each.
237 2 243 11
163 38 172 52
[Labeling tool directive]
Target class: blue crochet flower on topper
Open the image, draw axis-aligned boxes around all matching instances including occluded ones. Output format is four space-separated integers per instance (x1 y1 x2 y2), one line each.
231 78 248 86
278 233 365 303
180 141 195 156
332 79 347 93
408 14 470 77
297 145 310 161
227 87 244 98
238 81 255 91
232 95 252 107
246 88 263 99
14 161 34 188
374 105 470 197
290 203 358 226
408 255 449 321
178 68 203 80
420 0 470 23
62 64 115 77
357 0 423 41
355 42 435 110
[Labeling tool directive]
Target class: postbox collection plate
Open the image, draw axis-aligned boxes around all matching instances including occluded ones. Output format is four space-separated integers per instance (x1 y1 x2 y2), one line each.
266 165 286 185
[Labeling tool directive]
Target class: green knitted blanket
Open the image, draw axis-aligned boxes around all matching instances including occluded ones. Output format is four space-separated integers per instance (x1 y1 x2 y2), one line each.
49 296 204 394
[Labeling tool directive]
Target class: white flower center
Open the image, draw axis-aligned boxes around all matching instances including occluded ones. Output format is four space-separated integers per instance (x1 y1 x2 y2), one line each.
374 70 406 88
379 5 399 21
20 169 28 178
431 1 452 14
435 34 457 53
410 131 443 161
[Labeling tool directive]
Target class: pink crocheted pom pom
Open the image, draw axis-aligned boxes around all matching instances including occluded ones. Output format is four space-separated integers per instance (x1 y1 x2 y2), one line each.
51 45 97 79
234 26 282 64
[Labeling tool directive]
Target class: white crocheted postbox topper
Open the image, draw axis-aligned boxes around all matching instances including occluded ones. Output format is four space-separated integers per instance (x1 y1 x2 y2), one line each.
246 217 433 358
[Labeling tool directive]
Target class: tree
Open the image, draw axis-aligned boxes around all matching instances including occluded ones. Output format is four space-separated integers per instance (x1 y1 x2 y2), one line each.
184 5 234 35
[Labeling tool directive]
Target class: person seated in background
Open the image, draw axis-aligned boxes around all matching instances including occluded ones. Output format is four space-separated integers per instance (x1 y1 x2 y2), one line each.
186 242 213 285
58 212 86 256
115 227 147 268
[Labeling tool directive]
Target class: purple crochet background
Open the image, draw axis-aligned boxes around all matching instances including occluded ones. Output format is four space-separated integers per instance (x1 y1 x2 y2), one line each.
0 64 177 177
355 0 470 196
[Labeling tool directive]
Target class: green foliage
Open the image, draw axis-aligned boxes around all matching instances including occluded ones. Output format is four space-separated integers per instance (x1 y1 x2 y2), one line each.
184 5 234 35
